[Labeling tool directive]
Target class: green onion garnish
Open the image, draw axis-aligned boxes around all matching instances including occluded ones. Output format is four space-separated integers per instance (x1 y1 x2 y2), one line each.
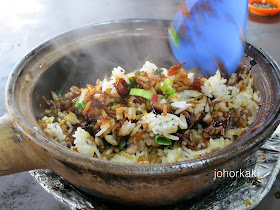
40 120 46 129
111 100 118 106
166 88 176 97
130 88 153 100
155 135 172 145
104 145 110 149
161 78 176 98
129 88 158 102
154 68 163 75
134 70 141 74
58 91 62 98
75 99 87 110
162 78 173 87
118 136 128 150
168 24 179 47
127 77 137 91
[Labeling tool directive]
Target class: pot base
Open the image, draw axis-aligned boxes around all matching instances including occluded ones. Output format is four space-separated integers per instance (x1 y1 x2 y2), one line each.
30 131 280 209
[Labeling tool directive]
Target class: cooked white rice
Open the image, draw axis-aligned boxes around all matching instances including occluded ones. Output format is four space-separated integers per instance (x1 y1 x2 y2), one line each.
39 61 261 164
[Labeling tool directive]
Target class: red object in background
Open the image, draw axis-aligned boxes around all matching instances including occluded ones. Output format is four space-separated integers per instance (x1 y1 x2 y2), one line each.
249 0 280 16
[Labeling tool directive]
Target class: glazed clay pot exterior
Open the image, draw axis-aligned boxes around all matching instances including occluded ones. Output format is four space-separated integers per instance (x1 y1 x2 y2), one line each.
0 20 280 206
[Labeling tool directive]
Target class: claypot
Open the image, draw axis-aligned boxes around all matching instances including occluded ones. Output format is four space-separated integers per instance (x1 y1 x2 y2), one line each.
0 19 280 206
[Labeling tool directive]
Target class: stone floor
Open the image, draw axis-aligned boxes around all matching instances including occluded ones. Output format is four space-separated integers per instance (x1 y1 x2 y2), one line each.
0 1 280 209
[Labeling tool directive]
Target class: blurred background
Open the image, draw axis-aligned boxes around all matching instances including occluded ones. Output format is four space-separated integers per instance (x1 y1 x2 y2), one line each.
0 0 279 209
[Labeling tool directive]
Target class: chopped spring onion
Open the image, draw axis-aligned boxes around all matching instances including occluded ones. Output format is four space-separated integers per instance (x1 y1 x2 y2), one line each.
111 100 118 106
227 125 233 130
130 88 159 102
161 78 176 98
154 68 163 75
127 77 137 91
118 136 129 150
40 120 46 129
168 24 179 47
162 78 173 87
58 91 62 98
155 135 172 145
75 99 87 110
104 145 110 149
166 88 176 97
134 70 141 73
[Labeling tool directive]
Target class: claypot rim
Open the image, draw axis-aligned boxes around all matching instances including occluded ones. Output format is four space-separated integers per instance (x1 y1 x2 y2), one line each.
4 19 280 175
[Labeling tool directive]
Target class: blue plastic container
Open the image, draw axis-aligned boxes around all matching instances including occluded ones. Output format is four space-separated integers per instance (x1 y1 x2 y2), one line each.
169 0 248 77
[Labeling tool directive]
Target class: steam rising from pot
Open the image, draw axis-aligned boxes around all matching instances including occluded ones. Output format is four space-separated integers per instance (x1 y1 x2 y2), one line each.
29 1 184 117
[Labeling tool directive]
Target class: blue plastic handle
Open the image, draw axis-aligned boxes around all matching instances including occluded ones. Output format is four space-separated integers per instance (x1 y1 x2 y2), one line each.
169 0 248 77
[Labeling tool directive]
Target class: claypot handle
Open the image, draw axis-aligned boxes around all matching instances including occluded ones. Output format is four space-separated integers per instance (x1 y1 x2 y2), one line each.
0 114 46 176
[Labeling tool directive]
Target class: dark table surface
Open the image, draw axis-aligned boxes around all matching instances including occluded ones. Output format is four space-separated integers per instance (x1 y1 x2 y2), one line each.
0 1 280 209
